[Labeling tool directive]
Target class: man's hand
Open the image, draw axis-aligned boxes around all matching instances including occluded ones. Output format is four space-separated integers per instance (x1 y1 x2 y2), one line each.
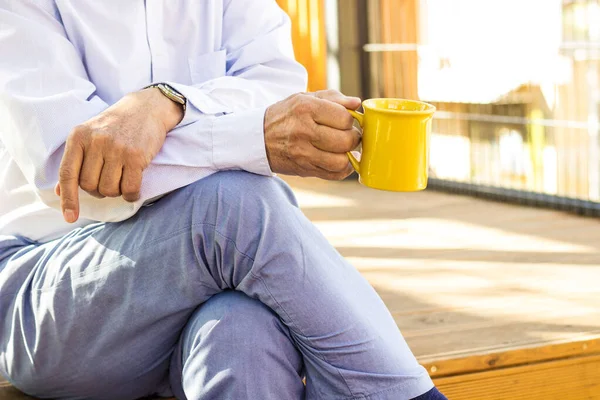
264 90 362 180
56 87 184 223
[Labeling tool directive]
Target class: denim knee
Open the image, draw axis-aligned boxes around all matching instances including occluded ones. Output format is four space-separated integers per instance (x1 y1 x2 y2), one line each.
186 171 299 216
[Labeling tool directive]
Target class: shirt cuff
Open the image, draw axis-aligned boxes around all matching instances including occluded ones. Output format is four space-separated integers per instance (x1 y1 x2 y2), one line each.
211 106 273 176
167 82 232 124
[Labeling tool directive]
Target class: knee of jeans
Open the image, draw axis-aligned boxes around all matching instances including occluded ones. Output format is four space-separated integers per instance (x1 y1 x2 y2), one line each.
182 291 289 354
196 171 299 211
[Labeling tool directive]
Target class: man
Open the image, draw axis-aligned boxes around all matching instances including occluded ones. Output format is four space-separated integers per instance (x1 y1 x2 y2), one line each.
0 1 447 399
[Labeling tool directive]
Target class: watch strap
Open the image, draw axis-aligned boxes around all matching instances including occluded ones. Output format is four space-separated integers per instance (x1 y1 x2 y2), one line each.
145 83 187 113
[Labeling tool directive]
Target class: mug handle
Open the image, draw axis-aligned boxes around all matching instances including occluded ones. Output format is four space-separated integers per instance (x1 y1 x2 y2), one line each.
346 109 364 173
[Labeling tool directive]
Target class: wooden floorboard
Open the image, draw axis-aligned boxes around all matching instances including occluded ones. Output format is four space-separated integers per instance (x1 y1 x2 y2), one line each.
434 354 600 400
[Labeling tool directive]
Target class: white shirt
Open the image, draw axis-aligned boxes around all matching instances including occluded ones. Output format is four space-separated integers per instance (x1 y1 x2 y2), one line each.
0 0 307 243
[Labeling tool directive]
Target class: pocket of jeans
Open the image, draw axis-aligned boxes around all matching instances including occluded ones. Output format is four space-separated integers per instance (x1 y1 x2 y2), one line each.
189 50 227 84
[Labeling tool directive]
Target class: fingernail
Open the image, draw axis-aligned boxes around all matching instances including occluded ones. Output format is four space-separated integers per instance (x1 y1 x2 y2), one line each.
63 209 76 223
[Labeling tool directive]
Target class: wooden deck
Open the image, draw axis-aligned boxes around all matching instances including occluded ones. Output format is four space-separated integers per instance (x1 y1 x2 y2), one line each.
286 176 600 399
2 177 600 399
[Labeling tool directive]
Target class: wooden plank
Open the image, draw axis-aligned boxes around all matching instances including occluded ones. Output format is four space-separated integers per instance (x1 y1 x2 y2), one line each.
404 317 600 359
397 308 600 339
433 354 600 400
378 0 419 99
421 335 600 378
338 0 366 99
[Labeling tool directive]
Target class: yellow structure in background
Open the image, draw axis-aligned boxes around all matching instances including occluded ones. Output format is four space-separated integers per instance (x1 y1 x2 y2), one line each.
276 0 327 91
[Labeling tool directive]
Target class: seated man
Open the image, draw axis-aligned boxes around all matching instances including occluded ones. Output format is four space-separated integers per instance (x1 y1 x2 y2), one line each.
0 1 447 399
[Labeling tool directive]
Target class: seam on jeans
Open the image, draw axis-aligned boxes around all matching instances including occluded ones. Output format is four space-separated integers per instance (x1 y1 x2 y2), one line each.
212 230 256 263
249 271 354 399
116 221 255 264
120 222 217 255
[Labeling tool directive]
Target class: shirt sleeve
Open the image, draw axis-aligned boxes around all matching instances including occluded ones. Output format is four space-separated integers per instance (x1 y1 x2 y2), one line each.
0 0 307 223
0 2 124 221
159 0 307 175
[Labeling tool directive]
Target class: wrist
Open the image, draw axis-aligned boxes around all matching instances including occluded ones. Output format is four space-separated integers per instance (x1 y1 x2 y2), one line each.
143 87 184 132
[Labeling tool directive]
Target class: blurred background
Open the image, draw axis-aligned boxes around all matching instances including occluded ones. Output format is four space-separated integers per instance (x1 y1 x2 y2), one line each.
276 0 600 212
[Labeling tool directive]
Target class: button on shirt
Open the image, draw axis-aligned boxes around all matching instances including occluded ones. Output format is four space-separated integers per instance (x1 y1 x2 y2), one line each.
0 0 307 242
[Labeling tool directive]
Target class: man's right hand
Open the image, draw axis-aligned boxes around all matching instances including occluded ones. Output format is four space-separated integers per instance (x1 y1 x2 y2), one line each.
56 87 183 223
264 90 362 180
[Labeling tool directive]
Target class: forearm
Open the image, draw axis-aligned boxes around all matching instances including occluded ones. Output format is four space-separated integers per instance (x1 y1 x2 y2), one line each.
56 105 271 224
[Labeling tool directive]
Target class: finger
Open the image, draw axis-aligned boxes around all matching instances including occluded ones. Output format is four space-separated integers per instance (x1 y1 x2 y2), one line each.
314 163 354 181
310 97 357 130
79 152 105 198
308 147 350 172
98 161 123 198
293 160 348 181
307 146 352 173
121 166 143 202
314 89 361 110
312 125 361 153
58 139 84 223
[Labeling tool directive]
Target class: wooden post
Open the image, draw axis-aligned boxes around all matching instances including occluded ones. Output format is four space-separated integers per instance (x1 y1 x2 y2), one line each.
338 0 368 98
378 0 419 99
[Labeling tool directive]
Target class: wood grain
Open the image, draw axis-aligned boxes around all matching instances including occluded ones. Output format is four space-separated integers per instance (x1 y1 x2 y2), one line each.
434 354 600 400
421 336 600 378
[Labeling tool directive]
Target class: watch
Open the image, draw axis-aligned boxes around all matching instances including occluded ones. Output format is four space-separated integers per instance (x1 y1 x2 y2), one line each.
145 83 187 113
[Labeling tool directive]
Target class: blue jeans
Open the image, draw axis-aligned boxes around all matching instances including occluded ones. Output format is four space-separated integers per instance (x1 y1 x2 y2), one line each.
0 171 436 399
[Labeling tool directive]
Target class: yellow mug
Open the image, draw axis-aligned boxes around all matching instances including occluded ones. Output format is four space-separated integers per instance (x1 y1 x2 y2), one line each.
347 98 435 191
